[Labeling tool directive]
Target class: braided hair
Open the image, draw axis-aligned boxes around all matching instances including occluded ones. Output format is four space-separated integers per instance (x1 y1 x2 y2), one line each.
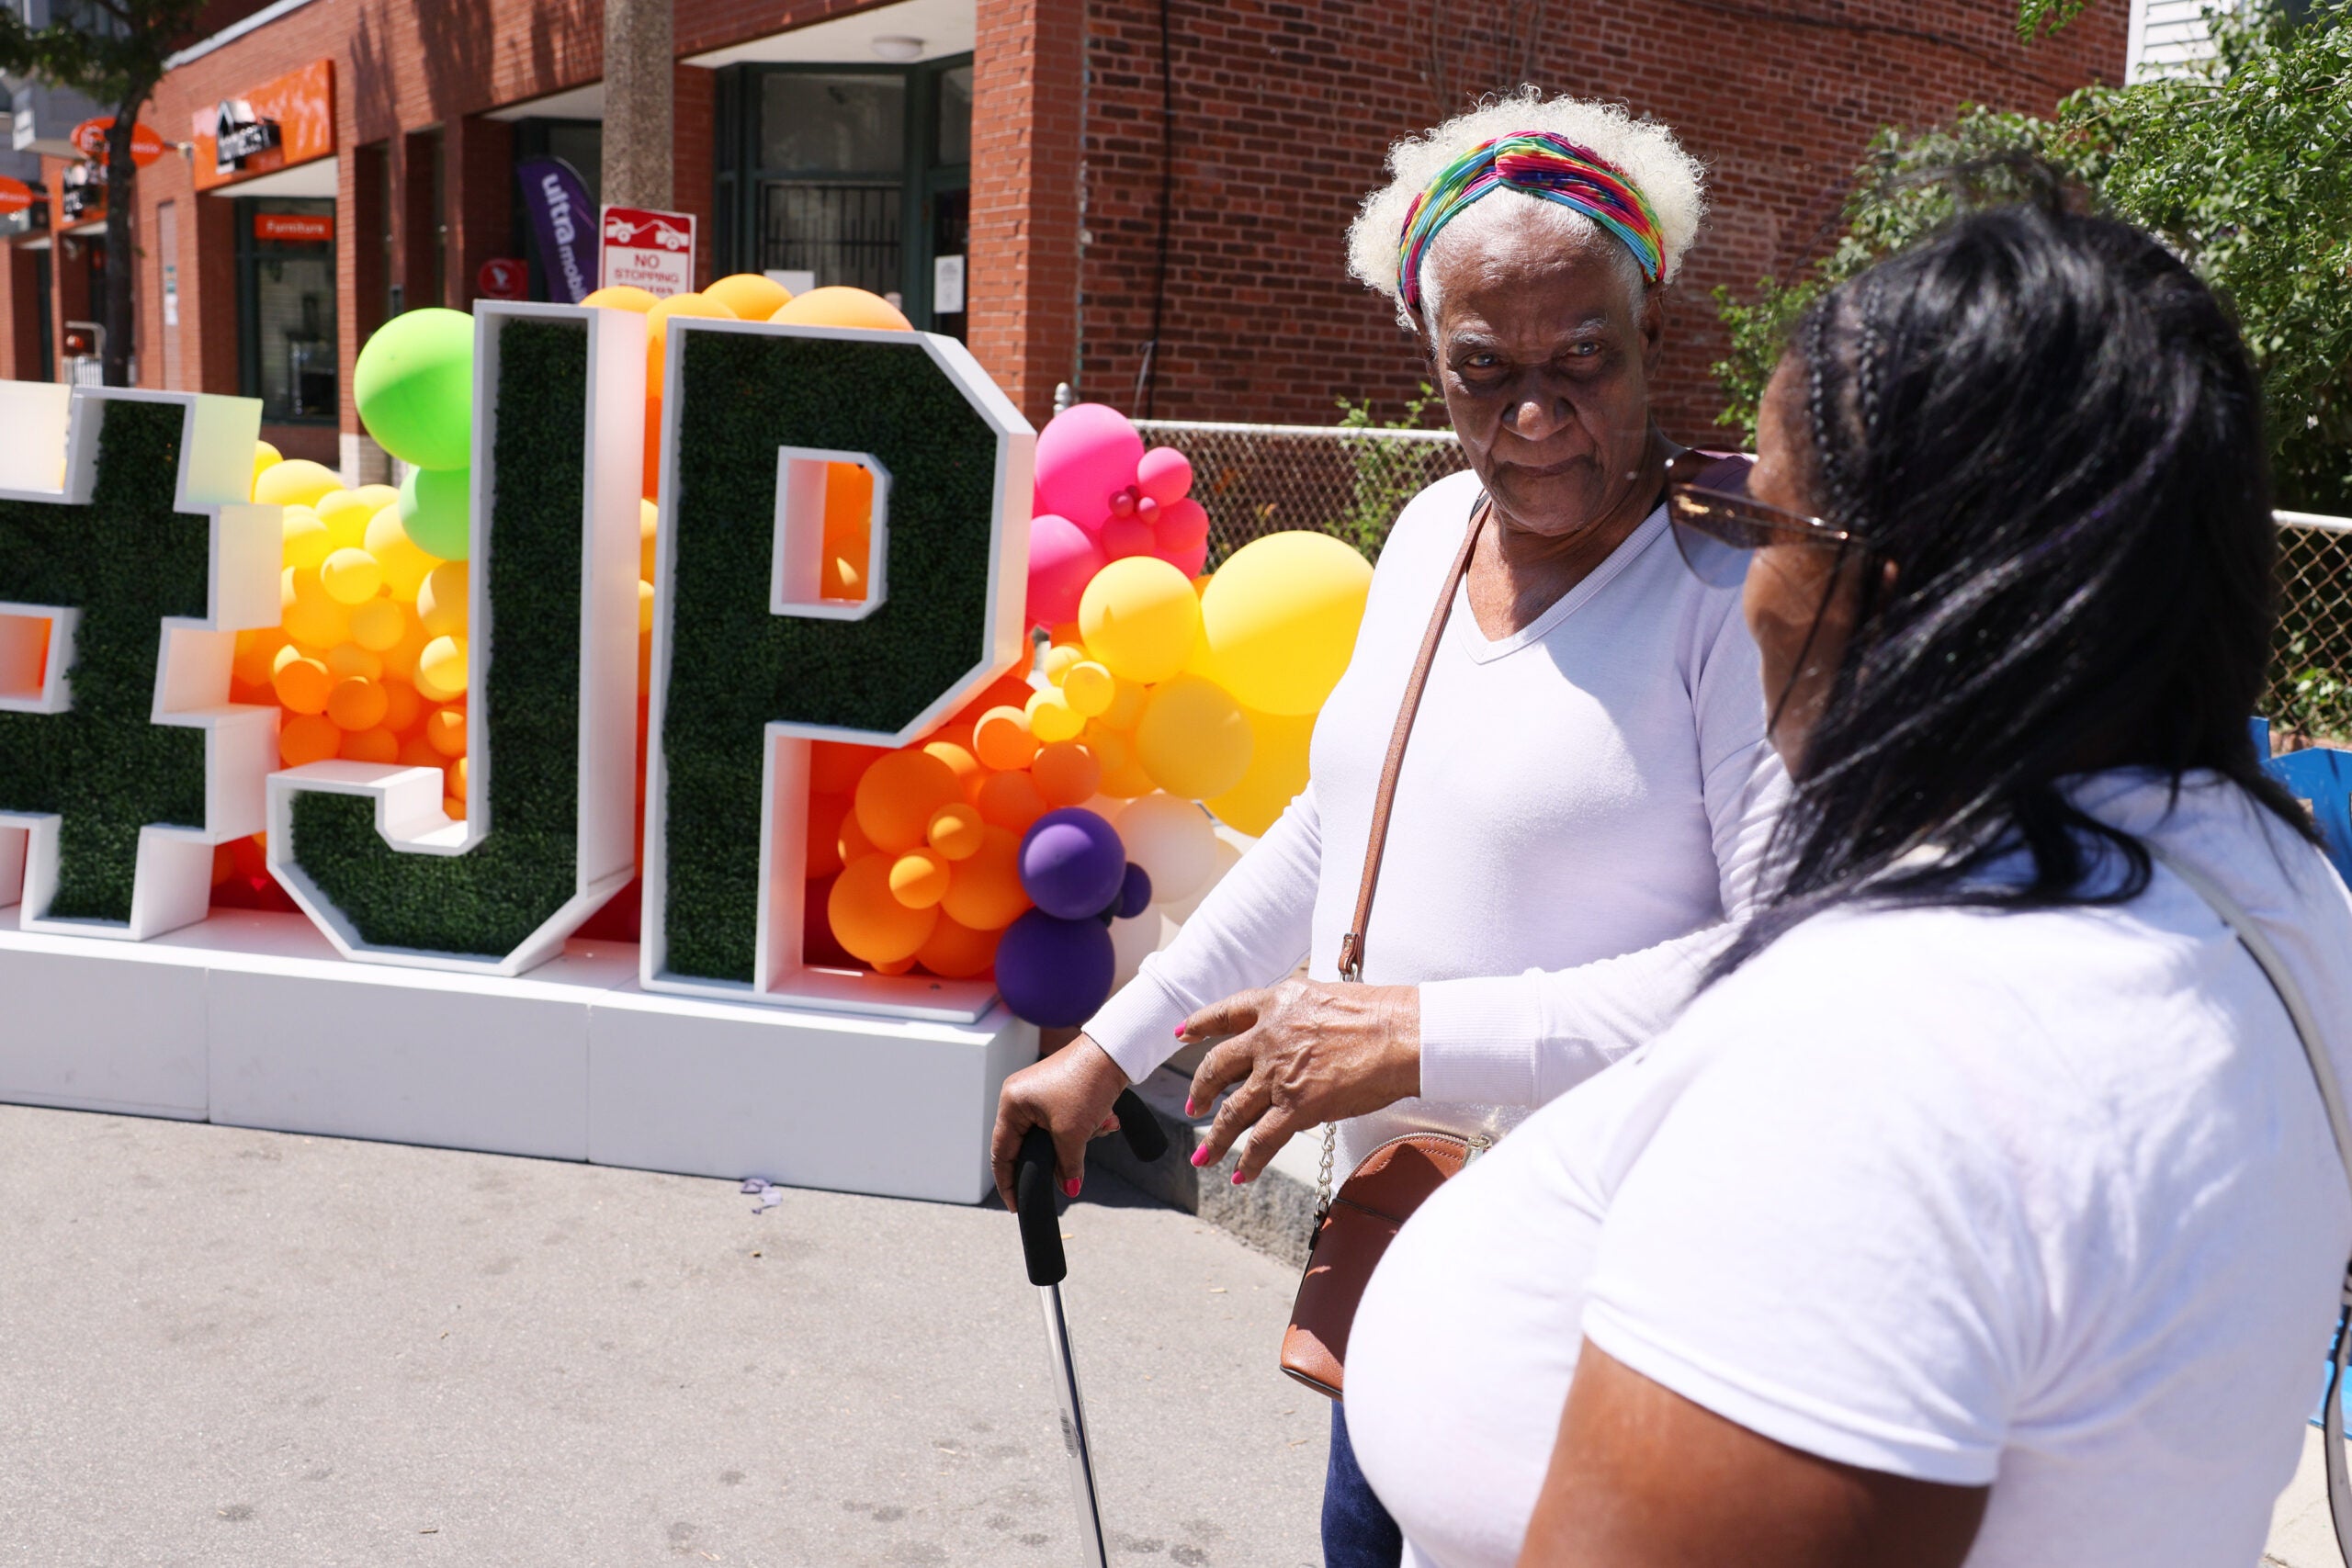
1712 198 2312 980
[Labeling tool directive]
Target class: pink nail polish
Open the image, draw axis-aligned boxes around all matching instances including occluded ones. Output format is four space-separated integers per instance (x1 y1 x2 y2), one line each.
1183 1099 1198 1117
1189 1146 1209 1168
1230 1170 1248 1186
1173 1024 1187 1038
1063 1178 1081 1198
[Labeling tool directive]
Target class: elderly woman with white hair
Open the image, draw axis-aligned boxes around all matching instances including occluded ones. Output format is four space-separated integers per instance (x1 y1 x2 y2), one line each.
991 93 1784 1565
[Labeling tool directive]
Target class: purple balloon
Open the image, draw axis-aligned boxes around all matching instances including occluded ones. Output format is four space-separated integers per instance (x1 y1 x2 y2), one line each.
1116 861 1153 919
995 909 1117 1028
1019 807 1128 920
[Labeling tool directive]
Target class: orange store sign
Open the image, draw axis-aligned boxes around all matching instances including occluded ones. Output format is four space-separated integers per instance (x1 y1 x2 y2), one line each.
254 212 333 243
68 118 166 168
0 177 32 217
191 60 334 192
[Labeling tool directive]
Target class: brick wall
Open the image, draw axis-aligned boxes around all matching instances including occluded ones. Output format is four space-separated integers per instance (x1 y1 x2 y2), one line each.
968 0 1089 423
1074 0 2129 435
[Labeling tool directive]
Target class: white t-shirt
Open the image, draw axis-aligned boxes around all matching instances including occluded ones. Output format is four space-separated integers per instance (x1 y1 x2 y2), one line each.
1084 469 1789 1168
1345 773 2352 1568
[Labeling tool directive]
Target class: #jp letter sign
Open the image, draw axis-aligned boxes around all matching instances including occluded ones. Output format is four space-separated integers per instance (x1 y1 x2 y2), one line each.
0 386 278 939
266 304 644 975
641 320 1032 1015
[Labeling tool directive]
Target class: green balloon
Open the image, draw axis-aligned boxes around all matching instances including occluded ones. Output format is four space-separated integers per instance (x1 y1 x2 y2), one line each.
399 466 472 561
355 308 474 471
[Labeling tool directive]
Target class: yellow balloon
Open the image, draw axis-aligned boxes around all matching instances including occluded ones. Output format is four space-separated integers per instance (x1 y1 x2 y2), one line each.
418 560 469 637
253 457 342 510
349 597 408 652
1079 555 1202 685
704 272 793 322
417 635 469 699
319 547 384 605
364 503 440 600
1206 705 1317 836
251 440 283 498
1061 660 1114 717
1084 720 1157 798
1133 672 1253 800
1198 532 1373 716
280 566 351 649
582 285 658 313
1025 687 1084 745
280 505 332 571
314 489 376 550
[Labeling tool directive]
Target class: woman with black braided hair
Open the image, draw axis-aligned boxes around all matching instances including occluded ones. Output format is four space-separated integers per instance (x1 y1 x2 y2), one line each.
1341 202 2352 1568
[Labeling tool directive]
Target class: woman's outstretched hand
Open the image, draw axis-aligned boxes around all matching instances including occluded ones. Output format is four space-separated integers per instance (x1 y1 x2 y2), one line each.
990 1036 1130 1213
1182 979 1421 1183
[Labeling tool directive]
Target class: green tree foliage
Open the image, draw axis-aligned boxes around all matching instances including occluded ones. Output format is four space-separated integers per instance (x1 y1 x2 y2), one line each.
0 0 209 387
1714 3 2351 514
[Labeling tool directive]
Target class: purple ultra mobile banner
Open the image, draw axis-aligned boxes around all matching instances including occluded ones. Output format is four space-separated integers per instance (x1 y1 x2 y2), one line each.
517 156 594 304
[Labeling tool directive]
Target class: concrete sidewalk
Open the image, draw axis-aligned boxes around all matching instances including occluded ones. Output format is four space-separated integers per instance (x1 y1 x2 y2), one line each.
0 1104 1324 1566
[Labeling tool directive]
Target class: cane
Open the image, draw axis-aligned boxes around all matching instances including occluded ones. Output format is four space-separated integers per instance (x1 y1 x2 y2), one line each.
1013 1089 1170 1568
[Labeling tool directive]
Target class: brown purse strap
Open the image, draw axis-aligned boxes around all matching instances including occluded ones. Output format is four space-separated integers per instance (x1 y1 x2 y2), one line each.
1336 494 1489 983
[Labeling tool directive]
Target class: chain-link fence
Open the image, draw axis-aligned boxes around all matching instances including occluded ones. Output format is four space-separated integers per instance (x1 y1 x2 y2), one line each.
1136 419 2352 748
2272 512 2352 749
1134 419 1468 570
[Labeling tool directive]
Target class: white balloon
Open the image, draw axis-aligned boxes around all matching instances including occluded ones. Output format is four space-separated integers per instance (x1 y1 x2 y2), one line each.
1114 792 1218 904
1161 834 1243 923
1109 908 1168 991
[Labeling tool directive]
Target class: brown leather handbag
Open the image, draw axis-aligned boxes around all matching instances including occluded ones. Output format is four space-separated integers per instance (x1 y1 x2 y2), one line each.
1279 495 1492 1400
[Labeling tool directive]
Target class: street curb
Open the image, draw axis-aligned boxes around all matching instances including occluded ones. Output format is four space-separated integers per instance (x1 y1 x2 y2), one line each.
1087 1066 1322 1269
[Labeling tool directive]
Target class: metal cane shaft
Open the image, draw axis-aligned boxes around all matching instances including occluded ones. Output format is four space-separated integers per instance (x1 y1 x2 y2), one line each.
1037 1281 1110 1568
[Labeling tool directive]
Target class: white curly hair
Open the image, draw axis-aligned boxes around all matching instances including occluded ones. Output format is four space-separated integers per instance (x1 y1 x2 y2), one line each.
1348 90 1707 329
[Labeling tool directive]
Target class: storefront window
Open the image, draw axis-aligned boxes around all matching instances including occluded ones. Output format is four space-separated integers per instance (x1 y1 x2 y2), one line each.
236 198 336 423
717 55 972 335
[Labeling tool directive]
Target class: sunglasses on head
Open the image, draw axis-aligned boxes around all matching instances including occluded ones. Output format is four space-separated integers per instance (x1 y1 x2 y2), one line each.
1663 448 1862 589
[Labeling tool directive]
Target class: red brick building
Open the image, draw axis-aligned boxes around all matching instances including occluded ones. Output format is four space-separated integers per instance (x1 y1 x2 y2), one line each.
0 0 2126 472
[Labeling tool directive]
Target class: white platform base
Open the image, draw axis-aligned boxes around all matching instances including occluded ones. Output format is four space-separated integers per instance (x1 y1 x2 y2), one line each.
0 907 1034 1204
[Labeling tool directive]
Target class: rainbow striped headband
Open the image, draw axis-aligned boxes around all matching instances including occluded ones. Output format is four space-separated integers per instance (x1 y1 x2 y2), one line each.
1396 131 1667 311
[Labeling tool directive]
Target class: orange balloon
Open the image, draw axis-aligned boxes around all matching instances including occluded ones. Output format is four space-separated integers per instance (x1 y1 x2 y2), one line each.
645 291 739 391
975 769 1049 833
923 739 981 795
829 852 940 964
582 285 657 312
927 802 986 862
444 795 467 822
424 706 468 758
232 626 287 686
398 733 442 769
379 679 424 735
940 826 1032 931
822 462 874 602
810 739 886 795
278 712 341 767
807 794 850 878
447 757 469 800
770 286 912 331
917 913 1000 979
973 705 1039 771
1032 739 1102 807
854 749 963 854
889 848 951 908
838 807 878 864
326 676 389 732
703 271 792 321
342 727 400 764
1086 721 1157 798
271 655 333 716
643 393 663 504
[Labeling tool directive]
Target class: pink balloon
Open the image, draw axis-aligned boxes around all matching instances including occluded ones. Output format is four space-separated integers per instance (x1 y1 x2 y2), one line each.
1155 538 1209 578
1136 446 1193 505
1035 403 1144 533
1026 512 1107 626
1102 515 1157 560
1154 496 1209 553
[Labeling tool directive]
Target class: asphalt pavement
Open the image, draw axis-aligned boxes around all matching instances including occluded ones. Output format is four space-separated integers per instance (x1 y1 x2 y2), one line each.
0 1104 1325 1567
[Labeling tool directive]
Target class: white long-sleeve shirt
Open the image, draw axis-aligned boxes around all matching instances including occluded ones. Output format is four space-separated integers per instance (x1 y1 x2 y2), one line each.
1084 468 1790 1169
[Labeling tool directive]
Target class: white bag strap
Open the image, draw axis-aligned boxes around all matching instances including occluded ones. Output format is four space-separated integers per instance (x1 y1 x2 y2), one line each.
2147 841 2352 1563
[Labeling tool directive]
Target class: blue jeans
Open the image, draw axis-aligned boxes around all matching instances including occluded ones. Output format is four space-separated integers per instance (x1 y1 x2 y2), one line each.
1323 1402 1404 1567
